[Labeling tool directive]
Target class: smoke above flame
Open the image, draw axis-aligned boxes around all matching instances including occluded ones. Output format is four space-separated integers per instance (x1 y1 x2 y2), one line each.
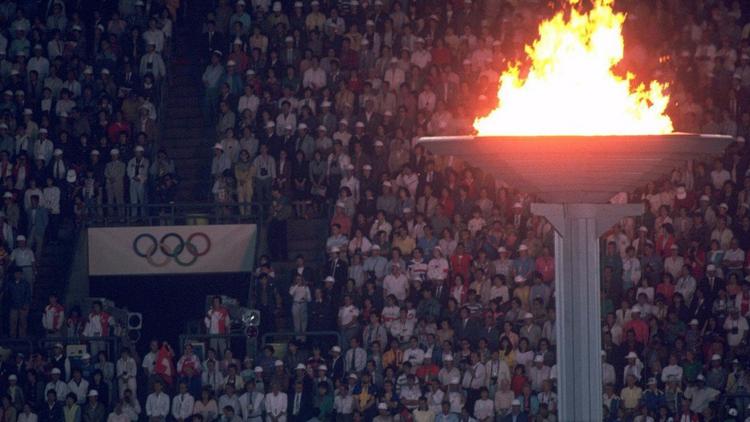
473 0 674 136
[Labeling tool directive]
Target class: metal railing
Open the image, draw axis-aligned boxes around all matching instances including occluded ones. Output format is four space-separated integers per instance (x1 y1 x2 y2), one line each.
38 336 122 359
0 338 34 356
179 333 258 360
0 335 124 358
84 202 266 227
261 331 343 350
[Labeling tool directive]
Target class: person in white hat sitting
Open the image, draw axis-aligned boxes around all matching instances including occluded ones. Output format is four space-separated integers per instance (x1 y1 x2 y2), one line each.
45 367 69 402
83 389 105 422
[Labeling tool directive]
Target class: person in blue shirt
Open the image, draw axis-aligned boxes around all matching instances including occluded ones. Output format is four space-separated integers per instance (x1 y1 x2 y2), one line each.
434 401 459 422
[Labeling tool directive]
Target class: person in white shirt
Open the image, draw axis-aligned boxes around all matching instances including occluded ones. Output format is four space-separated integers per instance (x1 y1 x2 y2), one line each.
139 43 166 80
45 368 68 401
202 359 225 393
343 337 367 373
661 354 684 383
107 401 130 422
675 265 698 304
333 384 354 417
263 383 287 422
724 307 749 347
141 340 159 379
528 355 551 392
145 381 170 422
602 352 616 386
400 375 422 410
473 387 494 421
288 274 311 336
403 337 425 367
17 403 37 422
142 19 165 53
116 349 137 399
302 57 327 90
238 380 264 422
383 264 409 301
67 369 89 404
171 382 194 422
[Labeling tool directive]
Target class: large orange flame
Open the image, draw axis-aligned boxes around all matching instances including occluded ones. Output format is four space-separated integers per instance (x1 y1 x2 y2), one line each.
473 0 673 136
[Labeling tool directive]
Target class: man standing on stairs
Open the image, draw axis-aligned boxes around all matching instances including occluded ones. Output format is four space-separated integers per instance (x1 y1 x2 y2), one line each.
105 149 126 218
4 268 31 338
127 146 149 219
26 194 48 256
202 51 225 125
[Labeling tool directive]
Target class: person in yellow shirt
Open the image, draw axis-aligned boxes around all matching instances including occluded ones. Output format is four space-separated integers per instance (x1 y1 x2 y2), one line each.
620 374 643 413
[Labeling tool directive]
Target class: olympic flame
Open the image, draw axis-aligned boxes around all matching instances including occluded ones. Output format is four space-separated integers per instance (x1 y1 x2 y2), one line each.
473 0 674 136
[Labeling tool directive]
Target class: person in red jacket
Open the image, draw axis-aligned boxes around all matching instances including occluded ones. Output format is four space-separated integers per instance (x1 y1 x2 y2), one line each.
449 243 472 281
623 306 650 344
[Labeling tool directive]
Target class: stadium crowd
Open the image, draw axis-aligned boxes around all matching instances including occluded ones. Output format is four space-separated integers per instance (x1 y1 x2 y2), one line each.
2 0 750 421
0 0 173 341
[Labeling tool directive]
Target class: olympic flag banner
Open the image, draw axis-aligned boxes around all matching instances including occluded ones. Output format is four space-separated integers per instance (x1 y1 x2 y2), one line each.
87 225 257 275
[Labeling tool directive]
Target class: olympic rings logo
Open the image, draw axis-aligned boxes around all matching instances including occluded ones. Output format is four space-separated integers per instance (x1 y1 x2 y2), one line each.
132 232 212 267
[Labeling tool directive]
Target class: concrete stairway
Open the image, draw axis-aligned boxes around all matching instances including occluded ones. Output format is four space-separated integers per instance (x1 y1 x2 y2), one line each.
161 1 211 202
27 223 77 336
271 218 330 283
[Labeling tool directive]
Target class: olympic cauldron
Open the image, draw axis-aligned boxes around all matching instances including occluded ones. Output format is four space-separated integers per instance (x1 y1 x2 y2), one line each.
418 133 733 421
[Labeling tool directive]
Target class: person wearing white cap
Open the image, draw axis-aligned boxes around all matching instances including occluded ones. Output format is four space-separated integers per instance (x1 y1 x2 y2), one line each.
623 352 644 383
9 231 36 293
622 304 649 344
32 127 54 163
28 40 50 80
528 355 551 392
45 367 69 402
126 145 149 218
686 372 720 414
139 37 166 80
104 148 126 218
514 243 534 281
84 389 106 422
702 261 725 300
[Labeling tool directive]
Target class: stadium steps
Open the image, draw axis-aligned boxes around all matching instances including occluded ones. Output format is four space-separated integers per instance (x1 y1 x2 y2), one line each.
272 218 329 282
28 223 78 336
160 2 212 203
